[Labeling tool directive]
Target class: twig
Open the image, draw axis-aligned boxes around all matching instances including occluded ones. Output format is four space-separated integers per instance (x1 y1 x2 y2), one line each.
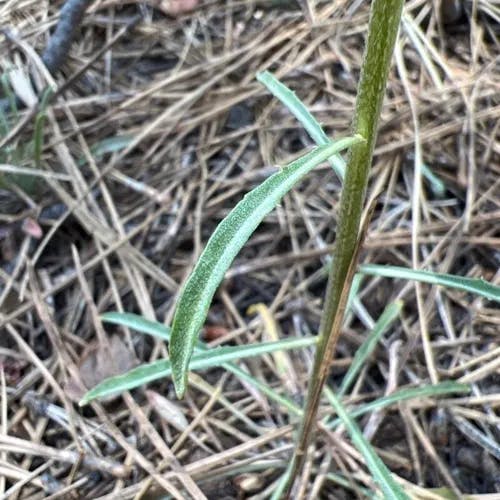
0 0 91 113
0 434 130 478
41 0 92 75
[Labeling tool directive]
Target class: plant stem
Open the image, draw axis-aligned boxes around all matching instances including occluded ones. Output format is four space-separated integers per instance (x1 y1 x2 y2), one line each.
281 0 404 496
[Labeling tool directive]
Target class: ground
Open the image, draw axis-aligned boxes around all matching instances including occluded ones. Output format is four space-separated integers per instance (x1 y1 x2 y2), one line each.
0 0 499 499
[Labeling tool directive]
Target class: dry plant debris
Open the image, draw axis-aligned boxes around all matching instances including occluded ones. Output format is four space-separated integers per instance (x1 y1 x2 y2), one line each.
0 0 499 498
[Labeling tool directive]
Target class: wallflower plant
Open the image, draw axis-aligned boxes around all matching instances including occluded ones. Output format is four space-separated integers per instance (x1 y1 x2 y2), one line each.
80 1 500 497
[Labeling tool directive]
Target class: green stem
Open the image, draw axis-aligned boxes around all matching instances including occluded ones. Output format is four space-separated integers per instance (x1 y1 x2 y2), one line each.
281 1 404 496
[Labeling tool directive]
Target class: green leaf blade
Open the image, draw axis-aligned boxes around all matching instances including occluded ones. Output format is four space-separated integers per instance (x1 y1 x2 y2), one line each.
359 264 500 303
339 300 403 396
328 391 409 500
80 336 317 405
170 136 363 398
257 71 346 180
79 359 170 406
101 312 172 341
327 381 470 429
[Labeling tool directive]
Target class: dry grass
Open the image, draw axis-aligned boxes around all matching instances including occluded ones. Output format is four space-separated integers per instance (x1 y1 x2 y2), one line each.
0 0 499 498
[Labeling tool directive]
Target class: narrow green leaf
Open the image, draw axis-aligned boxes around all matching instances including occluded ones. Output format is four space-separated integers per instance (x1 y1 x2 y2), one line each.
271 468 292 500
101 312 172 341
257 71 346 180
170 136 364 398
359 264 500 303
327 381 470 429
345 273 364 314
327 391 409 500
191 337 317 372
80 359 169 404
101 311 303 413
93 313 470 425
339 301 403 396
80 335 317 405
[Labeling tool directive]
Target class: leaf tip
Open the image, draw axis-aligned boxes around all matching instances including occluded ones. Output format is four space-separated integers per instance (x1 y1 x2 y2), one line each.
78 396 89 407
169 321 192 399
173 374 186 399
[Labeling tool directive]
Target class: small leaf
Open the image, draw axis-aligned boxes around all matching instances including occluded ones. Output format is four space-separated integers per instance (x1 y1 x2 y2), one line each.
79 359 169 405
257 71 346 180
359 264 500 303
339 300 402 396
169 136 363 398
101 312 172 341
80 335 317 405
327 381 470 429
1 72 18 117
99 312 302 413
327 391 409 499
